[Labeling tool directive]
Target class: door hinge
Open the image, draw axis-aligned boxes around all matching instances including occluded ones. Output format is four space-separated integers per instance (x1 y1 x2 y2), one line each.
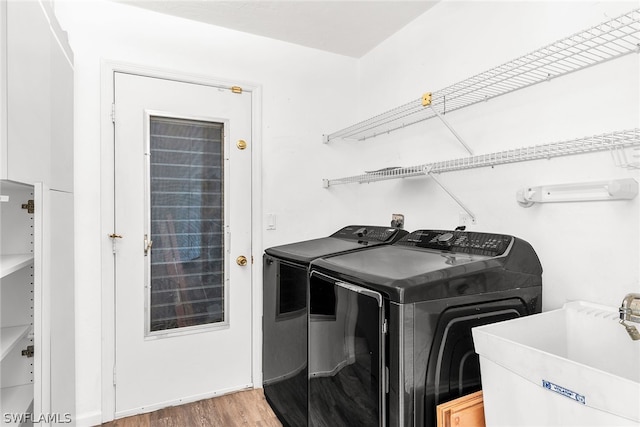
21 345 34 358
21 200 35 214
382 319 388 334
111 103 116 123
231 86 243 94
113 366 117 385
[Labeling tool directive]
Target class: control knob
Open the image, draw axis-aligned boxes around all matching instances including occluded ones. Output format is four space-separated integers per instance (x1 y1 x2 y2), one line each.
356 228 368 238
437 232 455 245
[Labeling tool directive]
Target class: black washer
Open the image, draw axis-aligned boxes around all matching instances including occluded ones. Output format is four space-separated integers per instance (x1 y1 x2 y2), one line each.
263 225 408 427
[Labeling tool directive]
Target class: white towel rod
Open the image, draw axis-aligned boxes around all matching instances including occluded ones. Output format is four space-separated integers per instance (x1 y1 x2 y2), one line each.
516 178 638 207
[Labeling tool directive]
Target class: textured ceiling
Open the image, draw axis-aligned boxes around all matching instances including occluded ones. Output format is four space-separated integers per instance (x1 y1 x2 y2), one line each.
116 1 438 58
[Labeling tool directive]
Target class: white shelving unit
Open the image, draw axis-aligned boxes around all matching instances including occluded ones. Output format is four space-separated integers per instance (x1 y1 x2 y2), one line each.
1 1 75 422
324 129 640 187
323 8 640 143
0 181 38 424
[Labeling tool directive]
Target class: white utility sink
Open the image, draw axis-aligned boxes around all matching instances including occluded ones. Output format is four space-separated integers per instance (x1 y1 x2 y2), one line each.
473 301 640 426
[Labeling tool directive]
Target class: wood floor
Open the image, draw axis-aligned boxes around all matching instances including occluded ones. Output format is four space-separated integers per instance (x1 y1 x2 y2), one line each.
101 389 283 427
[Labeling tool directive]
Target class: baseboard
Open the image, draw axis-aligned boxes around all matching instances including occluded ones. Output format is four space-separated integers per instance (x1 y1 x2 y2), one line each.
75 410 102 427
113 383 254 419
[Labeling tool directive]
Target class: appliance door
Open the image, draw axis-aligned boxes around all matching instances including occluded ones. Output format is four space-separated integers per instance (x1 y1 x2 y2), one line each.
309 272 386 427
263 256 308 427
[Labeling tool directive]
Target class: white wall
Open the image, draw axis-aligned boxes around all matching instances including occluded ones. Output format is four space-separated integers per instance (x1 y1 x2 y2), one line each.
54 1 359 423
343 0 640 310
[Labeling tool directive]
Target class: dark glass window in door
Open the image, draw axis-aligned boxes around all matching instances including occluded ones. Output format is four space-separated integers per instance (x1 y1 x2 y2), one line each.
148 116 224 332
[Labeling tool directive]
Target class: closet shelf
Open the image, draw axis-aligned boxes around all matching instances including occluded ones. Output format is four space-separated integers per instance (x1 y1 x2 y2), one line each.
324 8 640 143
0 254 34 279
1 325 31 360
1 384 34 420
323 129 640 187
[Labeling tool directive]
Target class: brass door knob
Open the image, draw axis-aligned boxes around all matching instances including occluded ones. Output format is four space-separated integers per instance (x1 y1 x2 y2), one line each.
236 255 248 266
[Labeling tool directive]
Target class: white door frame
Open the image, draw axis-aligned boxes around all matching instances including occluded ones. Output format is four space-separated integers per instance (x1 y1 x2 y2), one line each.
99 61 263 423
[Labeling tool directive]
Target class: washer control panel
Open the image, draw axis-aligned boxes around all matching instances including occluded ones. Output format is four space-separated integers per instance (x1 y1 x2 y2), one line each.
331 225 407 244
396 229 512 256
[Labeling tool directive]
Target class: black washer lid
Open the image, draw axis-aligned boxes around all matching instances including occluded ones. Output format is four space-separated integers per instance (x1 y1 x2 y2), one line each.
310 230 542 303
265 237 375 265
264 225 407 265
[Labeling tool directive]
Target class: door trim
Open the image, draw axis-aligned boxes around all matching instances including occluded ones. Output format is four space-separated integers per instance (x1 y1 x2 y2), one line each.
100 61 263 423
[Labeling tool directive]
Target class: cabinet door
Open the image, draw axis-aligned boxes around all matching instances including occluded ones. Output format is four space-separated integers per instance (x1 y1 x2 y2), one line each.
2 2 73 190
48 189 75 420
48 16 74 192
0 1 6 180
5 1 52 184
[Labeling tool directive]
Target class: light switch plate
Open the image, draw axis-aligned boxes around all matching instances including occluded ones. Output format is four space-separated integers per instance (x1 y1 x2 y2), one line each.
266 213 276 230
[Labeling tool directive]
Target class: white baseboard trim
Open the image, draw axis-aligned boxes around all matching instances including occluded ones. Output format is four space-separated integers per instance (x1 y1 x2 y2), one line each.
75 411 102 427
114 383 255 420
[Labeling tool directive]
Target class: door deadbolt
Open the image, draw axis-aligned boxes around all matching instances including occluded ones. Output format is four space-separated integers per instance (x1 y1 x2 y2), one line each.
236 255 248 266
236 140 247 150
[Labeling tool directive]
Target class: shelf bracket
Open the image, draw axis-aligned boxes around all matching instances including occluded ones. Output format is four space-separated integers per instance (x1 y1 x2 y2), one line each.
428 105 474 155
424 166 477 223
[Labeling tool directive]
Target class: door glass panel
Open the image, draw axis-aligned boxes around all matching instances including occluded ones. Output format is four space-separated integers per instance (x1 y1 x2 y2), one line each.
148 116 224 333
309 277 384 426
277 262 307 318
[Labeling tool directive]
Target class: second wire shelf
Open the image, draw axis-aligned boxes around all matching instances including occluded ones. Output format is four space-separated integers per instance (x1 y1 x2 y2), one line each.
323 129 640 187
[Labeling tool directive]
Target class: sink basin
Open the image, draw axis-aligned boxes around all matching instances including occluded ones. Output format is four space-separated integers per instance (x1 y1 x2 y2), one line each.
472 301 640 426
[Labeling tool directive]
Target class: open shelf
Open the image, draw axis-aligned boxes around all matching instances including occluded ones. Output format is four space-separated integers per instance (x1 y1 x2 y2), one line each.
1 384 33 423
323 129 640 187
1 325 30 360
324 8 640 143
0 254 34 279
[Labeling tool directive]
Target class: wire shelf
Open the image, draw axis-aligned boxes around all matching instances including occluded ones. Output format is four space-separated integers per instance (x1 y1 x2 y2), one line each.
325 8 640 143
323 129 640 187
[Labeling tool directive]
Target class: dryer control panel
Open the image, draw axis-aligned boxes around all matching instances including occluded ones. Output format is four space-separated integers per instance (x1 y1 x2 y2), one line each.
396 229 512 256
331 225 407 244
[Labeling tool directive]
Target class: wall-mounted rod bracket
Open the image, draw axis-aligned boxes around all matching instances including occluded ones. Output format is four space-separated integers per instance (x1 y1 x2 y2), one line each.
424 166 477 223
428 105 473 155
516 178 638 207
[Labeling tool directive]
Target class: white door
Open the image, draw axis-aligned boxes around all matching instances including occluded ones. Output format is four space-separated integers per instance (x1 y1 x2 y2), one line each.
112 72 253 416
